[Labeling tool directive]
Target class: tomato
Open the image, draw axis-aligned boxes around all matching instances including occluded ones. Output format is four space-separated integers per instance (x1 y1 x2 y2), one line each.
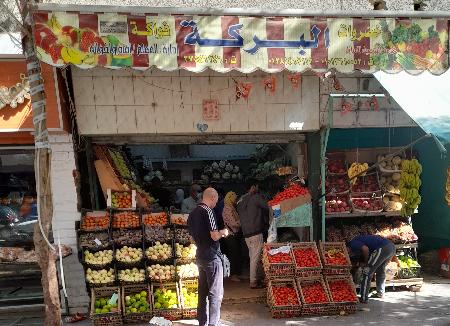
328 280 357 302
293 248 321 268
272 286 299 306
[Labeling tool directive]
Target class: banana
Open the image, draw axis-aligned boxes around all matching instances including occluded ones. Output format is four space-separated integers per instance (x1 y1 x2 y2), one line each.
61 46 86 65
399 159 423 216
47 14 62 35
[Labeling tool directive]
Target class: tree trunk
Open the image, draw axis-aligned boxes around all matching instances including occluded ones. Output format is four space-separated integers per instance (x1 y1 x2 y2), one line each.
22 4 62 325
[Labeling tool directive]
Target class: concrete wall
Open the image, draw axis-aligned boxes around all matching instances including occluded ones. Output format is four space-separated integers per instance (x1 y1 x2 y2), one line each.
72 68 321 135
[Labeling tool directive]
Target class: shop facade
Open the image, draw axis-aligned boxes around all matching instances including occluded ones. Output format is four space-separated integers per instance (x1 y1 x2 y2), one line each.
28 6 450 316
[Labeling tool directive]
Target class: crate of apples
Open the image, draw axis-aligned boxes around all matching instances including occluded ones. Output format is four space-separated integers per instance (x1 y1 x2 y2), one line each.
145 242 173 262
326 276 358 310
113 211 141 229
351 173 381 193
108 189 136 209
177 263 199 280
83 249 113 268
86 268 115 286
325 195 351 214
326 155 347 175
147 264 176 282
143 212 168 226
115 246 143 265
81 211 110 231
326 175 350 194
267 280 301 318
291 243 322 277
118 268 146 284
351 196 383 212
263 244 295 279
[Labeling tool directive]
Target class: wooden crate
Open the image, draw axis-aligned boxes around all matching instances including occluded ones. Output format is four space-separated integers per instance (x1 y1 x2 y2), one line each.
90 286 122 326
296 276 332 316
179 279 198 319
291 242 323 277
121 283 152 323
150 282 183 321
262 243 295 280
267 279 302 318
324 275 358 315
319 242 352 275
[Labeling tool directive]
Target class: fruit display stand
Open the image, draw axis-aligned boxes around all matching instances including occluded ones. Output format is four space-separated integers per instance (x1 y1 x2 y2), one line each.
262 243 295 280
296 276 332 316
291 242 322 277
324 275 358 315
90 286 122 326
319 242 352 275
179 279 199 319
267 279 302 318
121 284 152 323
150 282 183 321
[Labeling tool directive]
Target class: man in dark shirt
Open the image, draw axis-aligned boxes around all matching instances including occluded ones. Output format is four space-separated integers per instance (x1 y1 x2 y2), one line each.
347 235 397 303
188 188 228 326
237 179 269 289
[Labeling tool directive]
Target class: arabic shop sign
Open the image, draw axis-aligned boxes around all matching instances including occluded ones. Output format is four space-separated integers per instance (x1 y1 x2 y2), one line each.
33 12 449 74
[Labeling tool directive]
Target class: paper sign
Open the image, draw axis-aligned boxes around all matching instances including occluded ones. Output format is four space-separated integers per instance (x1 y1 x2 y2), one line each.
94 238 102 246
108 293 119 306
268 245 291 255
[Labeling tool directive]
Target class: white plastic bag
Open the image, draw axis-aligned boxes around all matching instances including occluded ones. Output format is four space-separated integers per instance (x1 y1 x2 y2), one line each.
267 220 277 243
149 317 173 326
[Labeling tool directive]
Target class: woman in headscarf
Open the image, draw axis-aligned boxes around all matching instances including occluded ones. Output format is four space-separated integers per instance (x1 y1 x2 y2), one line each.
222 191 242 282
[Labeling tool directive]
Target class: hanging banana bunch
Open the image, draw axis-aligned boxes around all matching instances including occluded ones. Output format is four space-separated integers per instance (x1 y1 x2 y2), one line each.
445 167 450 206
348 162 369 185
399 159 422 216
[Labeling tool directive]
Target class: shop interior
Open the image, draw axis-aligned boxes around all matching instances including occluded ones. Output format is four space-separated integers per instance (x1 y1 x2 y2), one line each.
82 141 305 294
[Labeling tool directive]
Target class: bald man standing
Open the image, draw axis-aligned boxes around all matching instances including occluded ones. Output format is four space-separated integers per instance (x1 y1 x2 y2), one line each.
188 187 229 326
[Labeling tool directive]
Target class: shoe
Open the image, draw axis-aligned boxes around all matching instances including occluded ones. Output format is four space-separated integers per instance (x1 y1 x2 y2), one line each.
250 282 264 289
359 298 368 304
229 275 241 282
371 292 384 299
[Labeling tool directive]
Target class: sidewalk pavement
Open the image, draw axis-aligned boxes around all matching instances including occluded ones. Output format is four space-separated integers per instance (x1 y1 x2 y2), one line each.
1 277 449 326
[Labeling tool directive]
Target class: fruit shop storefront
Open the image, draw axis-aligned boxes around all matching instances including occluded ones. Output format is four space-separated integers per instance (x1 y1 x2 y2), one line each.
32 5 450 320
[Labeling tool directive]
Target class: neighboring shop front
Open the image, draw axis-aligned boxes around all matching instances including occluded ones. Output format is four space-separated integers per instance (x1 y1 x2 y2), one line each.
31 6 450 317
0 49 79 307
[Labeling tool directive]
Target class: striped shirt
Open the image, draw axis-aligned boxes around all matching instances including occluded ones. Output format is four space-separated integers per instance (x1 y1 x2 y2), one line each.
187 203 220 261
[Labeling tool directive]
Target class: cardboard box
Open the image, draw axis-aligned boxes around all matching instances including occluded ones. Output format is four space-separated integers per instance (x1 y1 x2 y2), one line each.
279 193 312 214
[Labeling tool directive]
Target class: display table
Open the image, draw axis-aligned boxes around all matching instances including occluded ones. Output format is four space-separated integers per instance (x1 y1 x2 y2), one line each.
274 202 313 241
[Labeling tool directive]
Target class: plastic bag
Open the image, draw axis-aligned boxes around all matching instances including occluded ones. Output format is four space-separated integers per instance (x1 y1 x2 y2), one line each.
267 220 277 243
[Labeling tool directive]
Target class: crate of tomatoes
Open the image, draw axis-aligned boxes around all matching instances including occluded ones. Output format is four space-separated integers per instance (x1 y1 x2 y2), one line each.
291 242 322 277
262 243 295 279
267 279 302 318
324 275 358 315
319 242 352 275
296 276 332 316
80 210 110 232
112 211 141 230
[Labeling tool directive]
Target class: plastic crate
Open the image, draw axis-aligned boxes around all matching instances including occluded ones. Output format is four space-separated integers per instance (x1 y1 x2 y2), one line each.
319 242 352 275
147 263 177 283
121 283 152 323
115 246 144 269
179 279 198 319
324 275 358 315
85 266 116 288
90 286 122 326
117 264 147 286
79 232 112 251
296 276 332 316
142 211 169 226
112 228 143 248
291 242 322 277
145 225 174 244
151 282 183 321
267 279 302 318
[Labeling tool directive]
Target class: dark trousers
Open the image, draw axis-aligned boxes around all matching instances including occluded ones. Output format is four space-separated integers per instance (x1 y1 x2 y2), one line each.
223 233 242 276
360 242 396 302
197 256 223 326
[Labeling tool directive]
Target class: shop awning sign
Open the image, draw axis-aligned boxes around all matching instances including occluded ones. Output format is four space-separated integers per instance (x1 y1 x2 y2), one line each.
33 12 449 74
